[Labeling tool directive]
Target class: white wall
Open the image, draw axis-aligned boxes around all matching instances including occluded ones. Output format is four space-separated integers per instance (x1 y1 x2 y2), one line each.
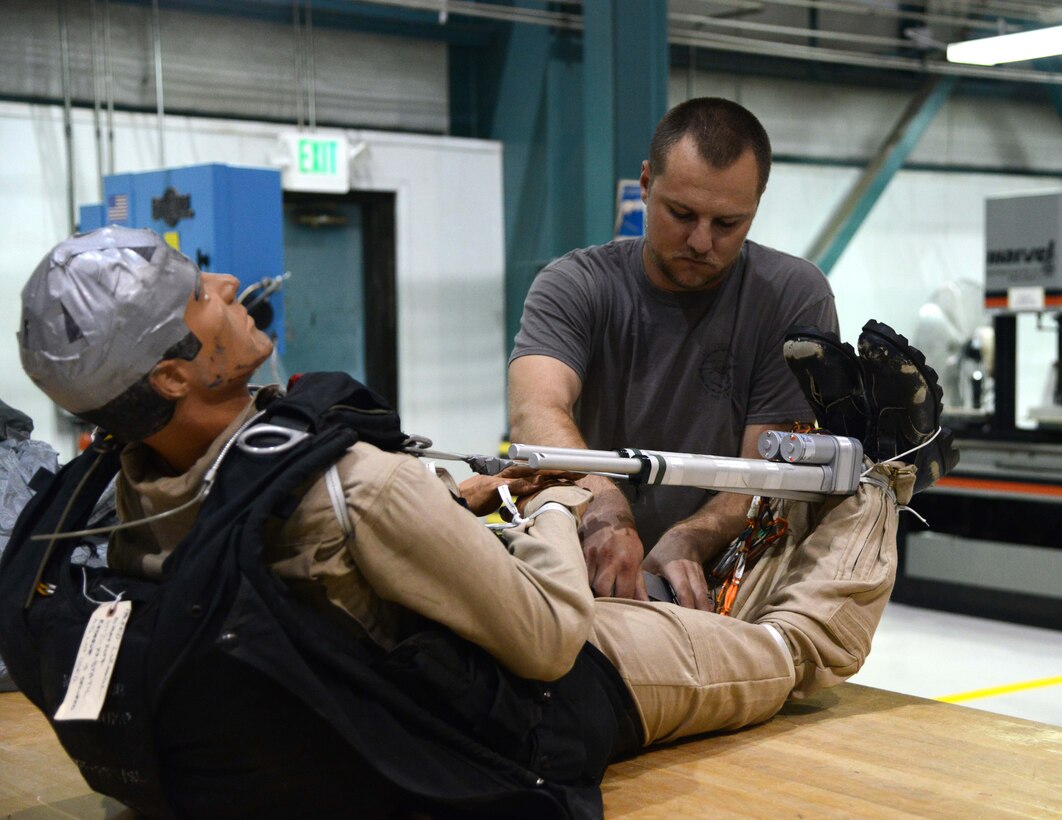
0 102 506 461
753 166 1062 423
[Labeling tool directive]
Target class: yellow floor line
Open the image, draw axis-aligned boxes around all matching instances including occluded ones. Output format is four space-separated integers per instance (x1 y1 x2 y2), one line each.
936 675 1062 704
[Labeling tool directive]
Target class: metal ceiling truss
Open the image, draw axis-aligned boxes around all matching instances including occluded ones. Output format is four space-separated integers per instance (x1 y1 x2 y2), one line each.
121 1 1062 85
342 0 1062 85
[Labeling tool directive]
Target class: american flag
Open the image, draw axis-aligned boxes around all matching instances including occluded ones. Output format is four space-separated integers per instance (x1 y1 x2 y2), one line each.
106 194 129 223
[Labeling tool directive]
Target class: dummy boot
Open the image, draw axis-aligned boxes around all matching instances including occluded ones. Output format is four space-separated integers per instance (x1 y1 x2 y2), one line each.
858 319 959 493
783 326 868 440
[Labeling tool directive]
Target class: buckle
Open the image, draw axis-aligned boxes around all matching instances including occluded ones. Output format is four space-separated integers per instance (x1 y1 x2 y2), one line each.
236 423 310 455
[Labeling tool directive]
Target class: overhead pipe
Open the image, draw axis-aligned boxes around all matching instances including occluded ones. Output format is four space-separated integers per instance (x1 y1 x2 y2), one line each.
349 0 1062 86
89 0 104 200
306 0 316 130
58 0 76 235
668 27 1062 85
152 0 165 167
744 0 1034 32
292 0 304 129
669 10 913 50
104 0 115 174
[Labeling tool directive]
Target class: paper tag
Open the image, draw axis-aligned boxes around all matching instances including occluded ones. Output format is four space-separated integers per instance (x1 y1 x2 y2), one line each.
54 600 132 722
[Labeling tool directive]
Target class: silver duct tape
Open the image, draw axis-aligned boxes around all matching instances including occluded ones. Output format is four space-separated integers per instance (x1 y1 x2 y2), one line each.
19 226 199 414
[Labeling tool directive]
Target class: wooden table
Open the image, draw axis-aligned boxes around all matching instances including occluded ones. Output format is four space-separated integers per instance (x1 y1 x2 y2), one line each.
3 684 1060 818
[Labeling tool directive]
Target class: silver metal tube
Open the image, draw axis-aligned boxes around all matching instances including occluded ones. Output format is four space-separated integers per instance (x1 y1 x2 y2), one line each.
104 0 114 174
152 0 165 166
526 453 643 475
58 0 75 234
89 0 104 200
292 0 304 129
512 438 863 500
508 443 621 461
527 449 834 501
306 0 316 130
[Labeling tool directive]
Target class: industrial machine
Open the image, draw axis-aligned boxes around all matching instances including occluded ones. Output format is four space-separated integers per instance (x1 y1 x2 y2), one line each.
79 164 287 354
897 190 1062 630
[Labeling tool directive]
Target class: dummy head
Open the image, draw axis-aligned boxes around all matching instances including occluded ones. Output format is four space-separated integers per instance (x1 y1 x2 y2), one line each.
19 226 204 442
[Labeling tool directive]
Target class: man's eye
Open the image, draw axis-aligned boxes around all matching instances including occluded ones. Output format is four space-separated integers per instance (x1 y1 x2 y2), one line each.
717 220 739 229
669 208 694 221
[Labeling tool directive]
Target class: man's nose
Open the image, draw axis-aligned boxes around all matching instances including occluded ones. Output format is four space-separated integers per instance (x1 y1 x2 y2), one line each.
687 222 713 255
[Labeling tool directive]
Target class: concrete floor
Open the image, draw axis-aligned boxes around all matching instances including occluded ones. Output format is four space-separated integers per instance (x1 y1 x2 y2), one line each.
851 602 1062 726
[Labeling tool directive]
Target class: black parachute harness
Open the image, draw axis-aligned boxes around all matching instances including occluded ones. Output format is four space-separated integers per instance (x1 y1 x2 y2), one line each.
0 372 637 820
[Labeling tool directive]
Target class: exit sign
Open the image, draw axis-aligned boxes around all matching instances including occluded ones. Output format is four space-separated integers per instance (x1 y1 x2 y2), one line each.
275 131 350 193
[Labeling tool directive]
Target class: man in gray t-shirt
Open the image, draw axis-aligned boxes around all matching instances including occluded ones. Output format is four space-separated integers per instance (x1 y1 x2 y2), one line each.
508 97 838 610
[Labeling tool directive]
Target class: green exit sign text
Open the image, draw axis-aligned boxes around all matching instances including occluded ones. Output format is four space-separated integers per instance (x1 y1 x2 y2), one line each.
279 130 350 193
298 138 339 175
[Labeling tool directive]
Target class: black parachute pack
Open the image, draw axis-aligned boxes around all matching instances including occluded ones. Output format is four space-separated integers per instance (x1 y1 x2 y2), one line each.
0 372 639 819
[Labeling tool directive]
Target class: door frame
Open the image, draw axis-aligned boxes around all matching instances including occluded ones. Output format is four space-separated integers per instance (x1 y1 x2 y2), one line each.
282 190 398 406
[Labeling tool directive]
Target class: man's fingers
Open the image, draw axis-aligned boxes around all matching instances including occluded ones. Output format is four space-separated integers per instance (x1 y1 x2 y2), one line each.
610 563 641 600
632 568 649 602
662 560 712 611
585 553 617 598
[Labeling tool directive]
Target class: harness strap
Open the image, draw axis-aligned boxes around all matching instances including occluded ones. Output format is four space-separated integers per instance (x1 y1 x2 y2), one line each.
325 463 354 537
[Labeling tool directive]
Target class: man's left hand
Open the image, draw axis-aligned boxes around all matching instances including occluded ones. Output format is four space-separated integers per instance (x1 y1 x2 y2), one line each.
643 530 714 611
458 466 580 517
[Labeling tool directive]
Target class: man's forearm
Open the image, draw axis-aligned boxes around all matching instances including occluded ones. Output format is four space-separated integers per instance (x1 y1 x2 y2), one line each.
648 490 752 567
511 409 634 528
510 404 588 451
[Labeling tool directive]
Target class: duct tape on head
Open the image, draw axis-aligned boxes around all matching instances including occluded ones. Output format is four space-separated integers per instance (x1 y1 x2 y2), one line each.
18 226 200 415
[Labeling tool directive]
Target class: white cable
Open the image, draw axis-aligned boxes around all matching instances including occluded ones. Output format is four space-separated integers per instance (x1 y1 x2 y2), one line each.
32 409 267 541
860 425 942 479
486 486 577 531
80 566 125 607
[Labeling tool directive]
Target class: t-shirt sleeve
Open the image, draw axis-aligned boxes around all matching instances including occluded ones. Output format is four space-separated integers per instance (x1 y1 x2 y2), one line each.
509 260 596 382
744 262 839 425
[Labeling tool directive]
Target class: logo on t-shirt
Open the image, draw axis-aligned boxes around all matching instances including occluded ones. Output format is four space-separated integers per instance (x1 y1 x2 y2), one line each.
699 347 734 396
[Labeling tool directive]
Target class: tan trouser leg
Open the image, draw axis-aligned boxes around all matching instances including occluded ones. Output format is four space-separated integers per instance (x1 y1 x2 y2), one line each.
728 464 911 698
589 600 795 745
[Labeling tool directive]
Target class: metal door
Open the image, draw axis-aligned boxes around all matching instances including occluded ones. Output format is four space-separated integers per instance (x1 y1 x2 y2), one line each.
282 198 367 381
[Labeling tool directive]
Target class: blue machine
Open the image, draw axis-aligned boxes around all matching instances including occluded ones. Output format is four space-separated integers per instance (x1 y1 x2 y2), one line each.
79 164 286 353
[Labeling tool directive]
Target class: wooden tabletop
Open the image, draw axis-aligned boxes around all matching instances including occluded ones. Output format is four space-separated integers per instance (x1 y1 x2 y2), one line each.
2 684 1060 818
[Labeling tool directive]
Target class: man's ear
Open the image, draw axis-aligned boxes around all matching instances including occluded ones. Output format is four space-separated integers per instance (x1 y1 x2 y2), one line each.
640 159 651 203
148 359 192 401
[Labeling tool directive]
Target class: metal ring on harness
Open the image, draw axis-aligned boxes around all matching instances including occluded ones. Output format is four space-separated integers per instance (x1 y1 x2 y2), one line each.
236 424 310 455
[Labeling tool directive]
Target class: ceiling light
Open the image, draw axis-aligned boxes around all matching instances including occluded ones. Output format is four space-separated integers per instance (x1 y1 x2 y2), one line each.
947 25 1062 66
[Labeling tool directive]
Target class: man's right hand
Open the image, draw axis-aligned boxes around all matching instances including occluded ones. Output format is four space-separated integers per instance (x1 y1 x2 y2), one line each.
508 355 648 600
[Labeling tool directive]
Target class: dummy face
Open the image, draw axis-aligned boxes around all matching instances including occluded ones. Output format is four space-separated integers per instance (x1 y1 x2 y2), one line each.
179 273 273 394
640 136 761 293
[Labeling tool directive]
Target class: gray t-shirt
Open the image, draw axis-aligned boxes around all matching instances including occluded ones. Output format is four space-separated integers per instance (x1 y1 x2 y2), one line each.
510 237 838 549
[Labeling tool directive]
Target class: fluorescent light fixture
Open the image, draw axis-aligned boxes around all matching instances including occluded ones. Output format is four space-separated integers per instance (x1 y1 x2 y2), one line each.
947 25 1062 66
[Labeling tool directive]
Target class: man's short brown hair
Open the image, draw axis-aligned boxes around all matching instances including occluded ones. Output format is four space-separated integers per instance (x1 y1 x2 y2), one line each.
647 97 772 194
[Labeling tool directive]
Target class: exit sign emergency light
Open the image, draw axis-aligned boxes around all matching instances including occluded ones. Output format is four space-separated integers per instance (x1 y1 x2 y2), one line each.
275 131 351 193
